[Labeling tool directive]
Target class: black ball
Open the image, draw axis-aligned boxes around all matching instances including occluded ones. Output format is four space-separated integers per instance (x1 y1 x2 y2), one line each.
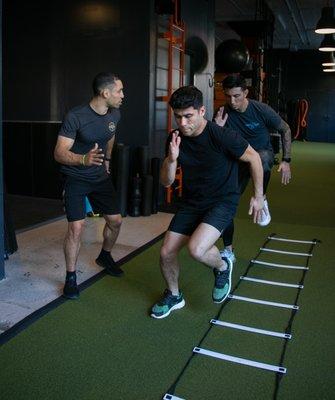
185 36 208 73
215 39 249 73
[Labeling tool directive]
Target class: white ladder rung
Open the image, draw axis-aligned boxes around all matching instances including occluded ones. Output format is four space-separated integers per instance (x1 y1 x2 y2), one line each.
251 259 309 270
228 294 299 310
193 347 286 374
268 236 317 245
211 319 292 339
163 395 185 400
260 248 312 257
240 276 303 289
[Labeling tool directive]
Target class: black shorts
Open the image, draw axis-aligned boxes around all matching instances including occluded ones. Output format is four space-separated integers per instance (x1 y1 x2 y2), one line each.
238 148 275 194
168 201 238 237
63 176 120 222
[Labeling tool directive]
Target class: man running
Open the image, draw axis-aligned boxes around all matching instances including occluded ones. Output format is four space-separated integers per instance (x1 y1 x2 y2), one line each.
151 85 264 319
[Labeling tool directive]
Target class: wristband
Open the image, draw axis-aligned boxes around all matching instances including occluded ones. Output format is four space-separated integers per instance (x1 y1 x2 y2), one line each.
282 157 291 163
81 154 86 166
104 157 111 162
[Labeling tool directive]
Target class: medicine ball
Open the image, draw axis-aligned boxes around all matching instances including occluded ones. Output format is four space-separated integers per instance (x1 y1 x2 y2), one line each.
215 39 249 73
185 36 208 73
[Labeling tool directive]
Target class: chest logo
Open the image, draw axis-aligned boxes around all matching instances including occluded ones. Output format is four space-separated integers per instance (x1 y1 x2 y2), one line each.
108 121 116 133
245 122 260 130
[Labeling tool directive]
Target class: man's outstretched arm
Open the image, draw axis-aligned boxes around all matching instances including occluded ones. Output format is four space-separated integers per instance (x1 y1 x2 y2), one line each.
239 145 264 223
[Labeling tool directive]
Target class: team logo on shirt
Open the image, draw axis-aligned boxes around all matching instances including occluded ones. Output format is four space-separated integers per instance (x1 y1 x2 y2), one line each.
245 122 260 130
108 122 116 133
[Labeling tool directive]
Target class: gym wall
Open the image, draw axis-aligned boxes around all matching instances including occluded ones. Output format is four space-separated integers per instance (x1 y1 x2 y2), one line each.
266 49 335 143
3 0 153 198
3 0 215 199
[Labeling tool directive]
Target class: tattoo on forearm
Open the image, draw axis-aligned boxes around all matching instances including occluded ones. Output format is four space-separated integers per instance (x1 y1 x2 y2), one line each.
278 120 291 158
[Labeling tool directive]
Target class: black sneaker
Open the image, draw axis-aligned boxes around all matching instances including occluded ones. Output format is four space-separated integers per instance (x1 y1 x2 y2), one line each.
95 255 124 277
151 289 185 319
212 257 233 303
63 275 79 299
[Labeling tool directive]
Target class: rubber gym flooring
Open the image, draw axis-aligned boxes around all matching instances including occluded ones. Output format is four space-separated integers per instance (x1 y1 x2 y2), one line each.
0 141 334 400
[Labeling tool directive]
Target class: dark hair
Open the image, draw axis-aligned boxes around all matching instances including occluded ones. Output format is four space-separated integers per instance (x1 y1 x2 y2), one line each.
92 72 120 96
222 75 247 91
168 86 203 110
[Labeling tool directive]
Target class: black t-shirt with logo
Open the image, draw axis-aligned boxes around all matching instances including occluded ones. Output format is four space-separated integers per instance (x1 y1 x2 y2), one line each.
58 104 120 181
167 120 248 209
226 99 282 151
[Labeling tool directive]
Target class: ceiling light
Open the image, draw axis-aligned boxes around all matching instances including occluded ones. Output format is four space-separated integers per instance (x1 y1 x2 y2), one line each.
322 52 335 65
319 34 335 51
323 68 335 72
315 7 335 34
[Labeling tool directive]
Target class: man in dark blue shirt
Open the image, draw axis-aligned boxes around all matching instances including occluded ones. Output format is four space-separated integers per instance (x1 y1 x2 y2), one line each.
215 75 292 263
54 72 125 299
151 86 264 319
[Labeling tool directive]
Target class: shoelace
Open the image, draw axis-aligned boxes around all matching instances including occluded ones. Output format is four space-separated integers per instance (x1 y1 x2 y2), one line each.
215 268 229 286
66 275 77 286
159 290 178 306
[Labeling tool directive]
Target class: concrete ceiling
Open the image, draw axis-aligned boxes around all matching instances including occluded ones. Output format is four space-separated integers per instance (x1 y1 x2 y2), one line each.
215 0 330 50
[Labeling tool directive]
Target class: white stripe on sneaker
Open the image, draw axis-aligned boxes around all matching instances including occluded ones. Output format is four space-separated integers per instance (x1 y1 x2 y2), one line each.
151 299 185 319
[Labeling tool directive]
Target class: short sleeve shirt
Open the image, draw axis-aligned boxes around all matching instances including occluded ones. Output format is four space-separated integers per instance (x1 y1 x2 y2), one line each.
167 120 249 208
58 104 120 181
226 99 282 151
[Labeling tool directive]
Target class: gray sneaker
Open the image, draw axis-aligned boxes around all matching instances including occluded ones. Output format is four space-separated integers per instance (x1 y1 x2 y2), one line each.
220 248 236 264
212 257 233 303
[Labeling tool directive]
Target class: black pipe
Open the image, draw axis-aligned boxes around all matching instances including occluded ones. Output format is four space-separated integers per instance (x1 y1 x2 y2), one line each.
151 157 161 214
141 174 153 216
128 175 142 217
114 143 129 217
138 145 150 176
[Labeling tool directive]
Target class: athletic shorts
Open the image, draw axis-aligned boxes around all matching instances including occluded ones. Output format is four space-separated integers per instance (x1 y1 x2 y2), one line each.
63 176 120 222
238 148 275 194
168 201 238 237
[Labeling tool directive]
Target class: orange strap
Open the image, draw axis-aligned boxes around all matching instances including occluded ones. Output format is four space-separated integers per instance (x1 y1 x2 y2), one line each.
294 99 308 139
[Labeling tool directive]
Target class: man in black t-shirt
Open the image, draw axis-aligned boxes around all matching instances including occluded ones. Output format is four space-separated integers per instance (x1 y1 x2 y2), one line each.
151 86 264 319
214 75 292 264
54 72 125 299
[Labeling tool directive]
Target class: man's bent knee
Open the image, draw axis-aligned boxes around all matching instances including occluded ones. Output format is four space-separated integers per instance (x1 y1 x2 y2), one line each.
160 245 178 264
188 242 206 262
262 161 273 173
258 150 274 171
105 214 122 229
67 220 85 241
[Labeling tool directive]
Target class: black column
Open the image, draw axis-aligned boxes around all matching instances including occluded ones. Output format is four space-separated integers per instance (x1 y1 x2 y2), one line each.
0 0 5 280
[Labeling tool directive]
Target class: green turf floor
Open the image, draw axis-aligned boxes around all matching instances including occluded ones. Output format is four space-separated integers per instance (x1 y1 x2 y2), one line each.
1 141 335 400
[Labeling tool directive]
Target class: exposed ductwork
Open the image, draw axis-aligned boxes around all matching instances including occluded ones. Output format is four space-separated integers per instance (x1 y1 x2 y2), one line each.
216 0 325 50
